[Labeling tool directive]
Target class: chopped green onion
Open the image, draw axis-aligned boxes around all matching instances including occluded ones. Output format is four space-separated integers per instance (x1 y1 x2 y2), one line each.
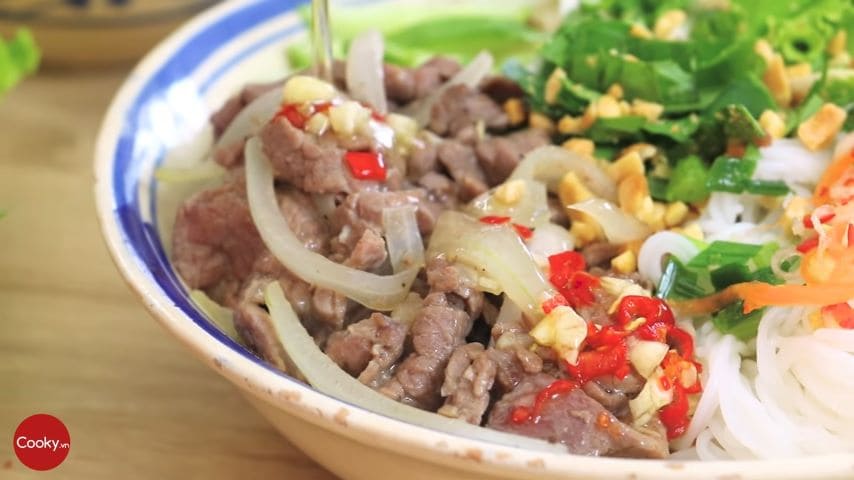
712 301 764 341
686 240 764 268
665 155 709 202
710 263 753 290
745 179 790 196
657 256 715 300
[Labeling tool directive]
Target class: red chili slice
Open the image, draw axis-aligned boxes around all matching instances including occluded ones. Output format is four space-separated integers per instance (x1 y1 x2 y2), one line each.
802 211 835 229
614 295 675 342
822 302 854 329
541 294 569 314
344 151 387 181
510 379 578 424
274 103 307 129
667 326 695 360
796 235 820 253
659 384 690 440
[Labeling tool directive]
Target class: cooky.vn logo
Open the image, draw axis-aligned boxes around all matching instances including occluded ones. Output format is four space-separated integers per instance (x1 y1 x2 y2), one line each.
13 414 71 471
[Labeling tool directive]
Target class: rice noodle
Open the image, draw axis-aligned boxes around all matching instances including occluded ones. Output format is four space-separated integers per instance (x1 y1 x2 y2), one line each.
509 146 618 202
568 198 651 244
756 139 833 196
346 30 388 114
245 136 419 310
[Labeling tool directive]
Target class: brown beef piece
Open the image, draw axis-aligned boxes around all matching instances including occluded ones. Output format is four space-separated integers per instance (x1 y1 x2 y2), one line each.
438 343 497 424
475 128 551 185
379 293 473 409
343 228 387 271
582 373 646 419
425 256 484 318
582 242 624 269
417 172 457 205
429 84 509 137
260 118 351 194
233 301 290 372
172 174 264 294
214 138 246 169
487 374 669 458
480 76 526 103
437 140 488 202
325 313 407 388
407 140 438 179
384 57 462 104
486 347 543 392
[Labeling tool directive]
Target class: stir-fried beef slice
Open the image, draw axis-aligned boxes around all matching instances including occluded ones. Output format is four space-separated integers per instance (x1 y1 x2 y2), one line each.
425 256 484 318
437 343 497 424
325 312 407 386
581 242 624 269
487 374 669 458
344 228 388 271
407 140 438 178
429 84 509 138
479 76 526 104
260 117 352 194
475 128 551 186
384 57 462 104
582 372 645 419
277 188 331 253
380 292 473 409
487 347 544 392
210 81 281 138
417 172 458 206
172 174 264 295
233 301 290 372
437 140 489 202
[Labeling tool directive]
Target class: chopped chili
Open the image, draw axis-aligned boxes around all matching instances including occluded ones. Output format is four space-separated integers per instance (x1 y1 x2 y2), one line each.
822 302 854 329
513 224 534 240
658 384 690 440
344 151 387 181
796 235 819 253
479 216 534 240
614 295 675 342
566 326 629 383
274 103 307 129
802 211 835 229
667 326 695 360
510 379 578 424
547 251 599 308
541 294 569 314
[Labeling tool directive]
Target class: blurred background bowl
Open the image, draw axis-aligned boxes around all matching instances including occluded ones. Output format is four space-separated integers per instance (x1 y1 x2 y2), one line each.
0 0 220 67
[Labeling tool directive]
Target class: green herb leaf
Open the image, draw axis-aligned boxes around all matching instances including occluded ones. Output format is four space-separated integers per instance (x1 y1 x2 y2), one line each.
665 155 709 202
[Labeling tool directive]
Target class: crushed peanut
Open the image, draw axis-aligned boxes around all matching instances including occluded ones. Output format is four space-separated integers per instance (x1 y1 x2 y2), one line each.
609 151 645 182
561 138 596 157
754 39 775 64
570 220 602 246
758 110 786 139
671 222 704 240
529 112 556 132
503 98 526 126
558 171 594 205
663 201 689 227
631 99 664 121
595 94 623 118
763 54 792 107
629 23 653 39
607 83 624 99
797 103 847 151
611 249 637 274
654 9 686 39
494 179 527 205
638 201 667 231
557 115 586 135
621 143 657 160
828 30 848 57
545 68 567 105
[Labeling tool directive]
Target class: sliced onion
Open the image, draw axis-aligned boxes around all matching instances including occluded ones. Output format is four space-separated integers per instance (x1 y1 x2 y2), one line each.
527 223 575 268
509 146 617 202
382 206 425 273
189 289 240 343
568 198 651 244
216 87 282 150
264 282 564 452
637 231 701 286
346 30 387 115
465 179 550 227
428 211 558 320
245 137 417 310
154 162 225 184
406 51 493 126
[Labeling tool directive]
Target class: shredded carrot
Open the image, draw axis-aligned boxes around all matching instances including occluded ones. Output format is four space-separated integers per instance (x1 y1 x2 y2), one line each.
730 282 854 313
670 288 740 316
814 148 854 206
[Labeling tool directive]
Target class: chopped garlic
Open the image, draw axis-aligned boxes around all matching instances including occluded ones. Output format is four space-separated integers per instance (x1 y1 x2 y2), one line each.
494 179 527 205
529 306 588 364
629 367 674 427
305 113 330 136
629 340 670 379
282 75 337 104
329 100 371 136
386 113 418 142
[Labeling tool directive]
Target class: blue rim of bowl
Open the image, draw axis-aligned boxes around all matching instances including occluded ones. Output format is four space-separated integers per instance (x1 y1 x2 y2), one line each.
112 0 304 377
95 0 854 476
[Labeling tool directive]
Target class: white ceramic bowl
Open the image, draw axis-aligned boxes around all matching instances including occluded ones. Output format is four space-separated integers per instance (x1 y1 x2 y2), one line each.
93 1 854 478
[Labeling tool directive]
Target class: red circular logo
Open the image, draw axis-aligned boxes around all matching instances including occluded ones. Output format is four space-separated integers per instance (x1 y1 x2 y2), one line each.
13 414 71 471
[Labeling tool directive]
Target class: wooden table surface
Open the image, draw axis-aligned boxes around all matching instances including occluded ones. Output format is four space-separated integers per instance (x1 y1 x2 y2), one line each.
0 68 338 479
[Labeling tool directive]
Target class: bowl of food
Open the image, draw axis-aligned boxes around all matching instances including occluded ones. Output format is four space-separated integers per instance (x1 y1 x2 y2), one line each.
94 0 854 478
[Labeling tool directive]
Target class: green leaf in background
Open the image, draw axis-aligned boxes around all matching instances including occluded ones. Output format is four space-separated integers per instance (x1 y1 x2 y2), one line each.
0 28 40 96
